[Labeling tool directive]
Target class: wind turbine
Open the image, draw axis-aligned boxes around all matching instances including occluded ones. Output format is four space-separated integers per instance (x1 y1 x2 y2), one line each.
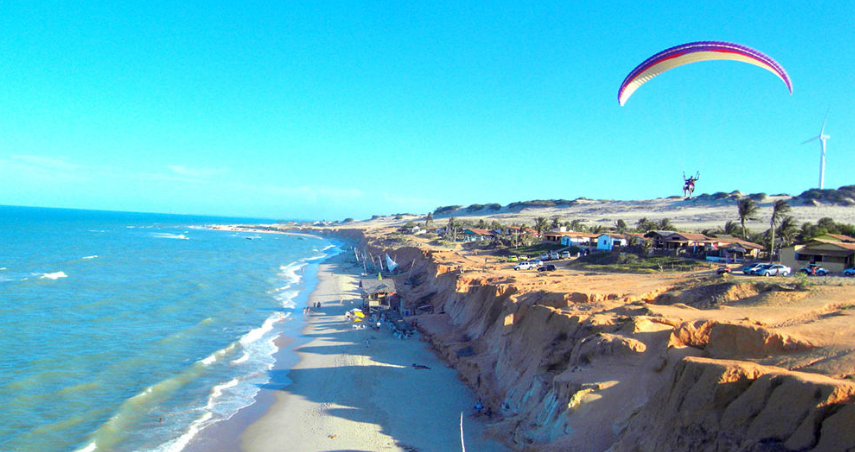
802 113 830 189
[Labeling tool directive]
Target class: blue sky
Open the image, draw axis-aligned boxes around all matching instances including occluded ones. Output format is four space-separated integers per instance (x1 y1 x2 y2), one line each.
0 1 852 220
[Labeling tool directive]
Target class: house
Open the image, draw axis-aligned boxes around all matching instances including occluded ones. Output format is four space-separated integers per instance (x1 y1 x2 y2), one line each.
705 237 765 262
663 233 713 254
559 232 598 248
781 239 855 274
643 231 678 249
462 228 492 241
597 233 627 251
359 279 397 309
506 226 535 236
542 231 566 243
624 232 650 243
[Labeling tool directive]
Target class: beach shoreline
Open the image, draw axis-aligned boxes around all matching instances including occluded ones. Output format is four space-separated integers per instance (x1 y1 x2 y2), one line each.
189 248 508 452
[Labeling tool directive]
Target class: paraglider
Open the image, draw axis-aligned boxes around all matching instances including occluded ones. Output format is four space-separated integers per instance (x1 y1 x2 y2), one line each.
683 171 699 199
618 41 792 106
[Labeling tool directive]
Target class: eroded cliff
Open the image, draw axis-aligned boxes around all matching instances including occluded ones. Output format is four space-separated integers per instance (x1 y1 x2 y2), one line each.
338 228 855 452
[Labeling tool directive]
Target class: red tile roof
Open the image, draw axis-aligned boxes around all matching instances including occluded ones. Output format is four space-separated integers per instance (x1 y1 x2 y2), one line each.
715 237 765 250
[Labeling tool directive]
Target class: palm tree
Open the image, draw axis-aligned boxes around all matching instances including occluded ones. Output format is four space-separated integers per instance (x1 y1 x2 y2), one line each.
736 198 759 239
447 216 457 241
777 215 799 248
723 220 740 236
658 218 675 231
615 219 628 233
768 200 791 261
636 217 654 232
425 212 434 228
534 217 549 235
550 216 562 230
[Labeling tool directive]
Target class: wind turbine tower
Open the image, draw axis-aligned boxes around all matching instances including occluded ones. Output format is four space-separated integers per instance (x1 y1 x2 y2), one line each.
802 114 830 189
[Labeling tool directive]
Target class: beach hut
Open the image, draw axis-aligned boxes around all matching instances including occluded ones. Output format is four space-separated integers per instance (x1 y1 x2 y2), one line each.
359 279 397 309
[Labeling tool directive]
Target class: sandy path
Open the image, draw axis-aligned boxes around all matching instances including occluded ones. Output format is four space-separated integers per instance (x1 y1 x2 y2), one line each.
240 253 509 452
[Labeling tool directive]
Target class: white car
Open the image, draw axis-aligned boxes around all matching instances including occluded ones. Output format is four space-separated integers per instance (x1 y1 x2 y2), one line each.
549 252 560 260
757 264 791 277
560 251 571 259
514 261 538 270
540 253 550 261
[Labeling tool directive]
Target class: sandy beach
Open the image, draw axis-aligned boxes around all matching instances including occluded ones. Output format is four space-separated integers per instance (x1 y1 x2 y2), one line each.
237 252 509 452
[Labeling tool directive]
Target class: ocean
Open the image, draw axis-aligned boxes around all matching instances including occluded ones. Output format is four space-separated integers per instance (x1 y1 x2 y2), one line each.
0 205 336 452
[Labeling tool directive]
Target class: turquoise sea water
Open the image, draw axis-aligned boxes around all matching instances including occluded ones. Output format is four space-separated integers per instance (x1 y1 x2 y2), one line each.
0 206 334 452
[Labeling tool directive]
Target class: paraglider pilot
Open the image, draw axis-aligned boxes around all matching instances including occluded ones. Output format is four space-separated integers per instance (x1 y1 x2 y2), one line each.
683 171 699 199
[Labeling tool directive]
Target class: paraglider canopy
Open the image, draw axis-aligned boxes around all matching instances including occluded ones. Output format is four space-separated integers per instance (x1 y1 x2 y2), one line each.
618 41 792 106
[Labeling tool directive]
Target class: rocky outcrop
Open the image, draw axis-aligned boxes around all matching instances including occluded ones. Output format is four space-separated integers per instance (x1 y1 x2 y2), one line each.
609 357 855 452
669 320 815 359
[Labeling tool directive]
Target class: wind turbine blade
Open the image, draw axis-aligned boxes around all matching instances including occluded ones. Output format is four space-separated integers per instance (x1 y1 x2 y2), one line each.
820 107 829 136
802 136 820 145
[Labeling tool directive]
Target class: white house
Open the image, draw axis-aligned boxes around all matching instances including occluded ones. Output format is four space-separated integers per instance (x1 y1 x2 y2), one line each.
597 233 627 251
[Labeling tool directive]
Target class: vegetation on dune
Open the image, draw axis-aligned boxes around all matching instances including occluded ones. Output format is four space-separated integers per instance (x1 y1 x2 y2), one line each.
434 205 462 215
465 203 502 211
795 185 855 206
568 252 711 273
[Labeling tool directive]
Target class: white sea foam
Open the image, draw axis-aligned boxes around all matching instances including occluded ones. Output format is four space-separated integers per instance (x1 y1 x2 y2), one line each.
206 379 239 409
73 441 97 452
40 271 67 280
239 314 279 347
149 411 213 452
199 342 237 367
150 232 189 240
147 256 331 452
278 262 306 285
151 314 282 452
230 352 250 365
276 289 299 309
82 255 98 260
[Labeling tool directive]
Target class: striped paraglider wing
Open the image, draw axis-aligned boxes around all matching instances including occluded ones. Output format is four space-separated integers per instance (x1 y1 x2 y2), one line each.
618 41 792 106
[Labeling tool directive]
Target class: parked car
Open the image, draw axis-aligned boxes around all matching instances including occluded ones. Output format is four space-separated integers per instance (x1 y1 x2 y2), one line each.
540 253 550 261
538 264 557 272
800 263 830 276
549 251 560 260
844 267 855 277
514 261 538 270
560 251 571 259
757 264 791 277
507 255 519 262
716 265 732 275
742 263 765 275
750 264 774 275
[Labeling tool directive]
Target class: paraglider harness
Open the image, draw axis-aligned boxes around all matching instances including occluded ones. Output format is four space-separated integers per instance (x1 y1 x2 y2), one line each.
683 171 699 198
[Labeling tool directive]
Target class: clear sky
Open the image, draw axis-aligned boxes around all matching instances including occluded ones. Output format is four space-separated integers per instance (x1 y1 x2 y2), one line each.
0 1 852 220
